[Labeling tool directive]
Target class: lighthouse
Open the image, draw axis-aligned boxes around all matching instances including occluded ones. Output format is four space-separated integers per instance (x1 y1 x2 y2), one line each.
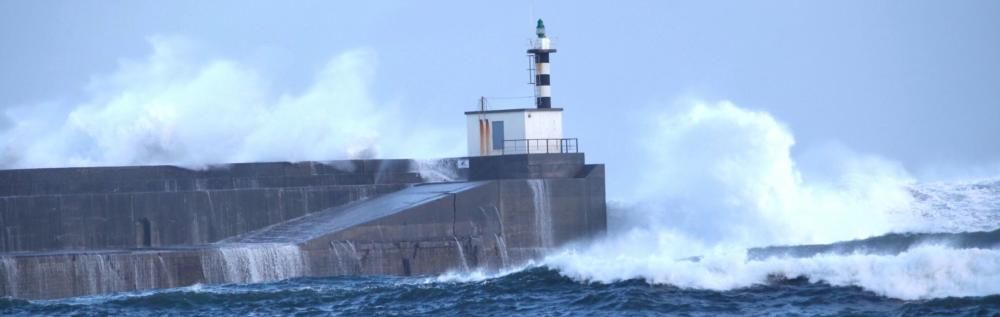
529 19 556 109
464 19 576 156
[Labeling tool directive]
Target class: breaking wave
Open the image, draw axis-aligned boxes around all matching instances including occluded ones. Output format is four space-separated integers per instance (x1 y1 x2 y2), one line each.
542 100 1000 300
0 36 460 169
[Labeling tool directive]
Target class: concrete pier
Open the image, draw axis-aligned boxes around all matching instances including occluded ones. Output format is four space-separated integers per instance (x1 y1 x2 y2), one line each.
0 154 605 299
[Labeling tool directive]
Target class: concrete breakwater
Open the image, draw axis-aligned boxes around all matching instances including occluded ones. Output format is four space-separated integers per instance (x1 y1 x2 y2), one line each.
0 154 605 299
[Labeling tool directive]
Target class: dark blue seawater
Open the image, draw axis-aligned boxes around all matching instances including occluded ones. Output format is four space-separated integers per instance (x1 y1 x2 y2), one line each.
3 267 999 316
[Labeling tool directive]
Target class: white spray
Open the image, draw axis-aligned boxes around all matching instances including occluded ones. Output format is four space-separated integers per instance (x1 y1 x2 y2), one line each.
495 234 510 268
203 244 307 284
543 100 1000 300
0 256 15 296
529 179 554 249
0 36 460 169
453 237 470 272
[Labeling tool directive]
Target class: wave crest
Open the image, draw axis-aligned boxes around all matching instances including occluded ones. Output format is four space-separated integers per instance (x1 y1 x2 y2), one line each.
545 100 1000 300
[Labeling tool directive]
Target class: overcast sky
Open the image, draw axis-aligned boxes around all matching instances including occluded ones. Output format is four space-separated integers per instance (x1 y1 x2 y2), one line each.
2 1 998 192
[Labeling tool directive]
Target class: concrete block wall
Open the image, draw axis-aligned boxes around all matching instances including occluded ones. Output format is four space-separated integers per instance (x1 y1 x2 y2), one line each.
0 154 605 299
0 159 450 253
468 153 584 180
0 185 410 252
0 159 439 197
302 166 606 278
0 249 207 299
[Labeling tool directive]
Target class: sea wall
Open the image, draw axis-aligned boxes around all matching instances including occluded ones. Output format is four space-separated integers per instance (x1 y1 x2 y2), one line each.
0 154 605 299
303 168 607 277
0 160 439 252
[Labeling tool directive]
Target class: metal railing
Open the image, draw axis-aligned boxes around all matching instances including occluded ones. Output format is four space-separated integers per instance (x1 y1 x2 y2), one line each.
502 138 579 155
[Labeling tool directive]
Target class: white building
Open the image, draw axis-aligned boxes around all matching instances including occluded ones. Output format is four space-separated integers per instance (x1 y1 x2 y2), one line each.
465 19 576 157
465 107 566 156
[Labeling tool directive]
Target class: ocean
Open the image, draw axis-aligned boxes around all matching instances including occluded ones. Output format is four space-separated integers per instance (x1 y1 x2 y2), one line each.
1 266 998 316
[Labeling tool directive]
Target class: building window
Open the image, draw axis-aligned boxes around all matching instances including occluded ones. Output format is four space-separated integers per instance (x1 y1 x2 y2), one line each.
492 121 504 150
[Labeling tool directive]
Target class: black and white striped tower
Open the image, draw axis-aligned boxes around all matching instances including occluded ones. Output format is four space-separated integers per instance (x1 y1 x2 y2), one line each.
528 19 557 109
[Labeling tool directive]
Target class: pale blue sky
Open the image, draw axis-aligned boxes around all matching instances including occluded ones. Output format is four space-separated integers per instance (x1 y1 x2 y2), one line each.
2 1 999 193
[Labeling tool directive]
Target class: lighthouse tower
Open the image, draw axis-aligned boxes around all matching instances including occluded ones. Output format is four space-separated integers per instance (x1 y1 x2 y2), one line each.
529 19 556 109
464 19 576 156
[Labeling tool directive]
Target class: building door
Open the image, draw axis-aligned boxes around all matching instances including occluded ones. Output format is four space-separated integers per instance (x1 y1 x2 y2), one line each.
136 218 152 247
492 121 505 151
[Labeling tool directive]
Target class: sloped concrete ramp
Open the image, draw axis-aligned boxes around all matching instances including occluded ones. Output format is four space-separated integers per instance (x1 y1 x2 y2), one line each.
228 182 490 244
